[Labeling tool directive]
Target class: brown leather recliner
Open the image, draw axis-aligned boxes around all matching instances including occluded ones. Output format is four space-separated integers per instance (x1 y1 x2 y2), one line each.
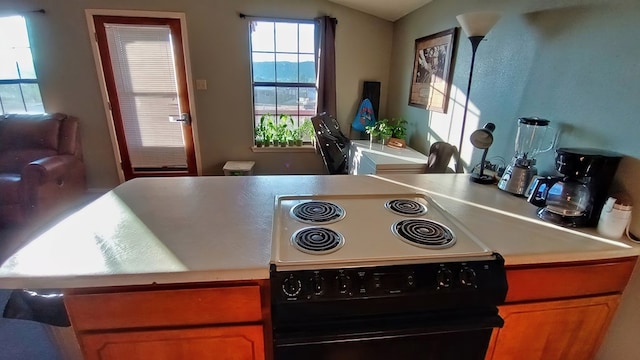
0 113 86 226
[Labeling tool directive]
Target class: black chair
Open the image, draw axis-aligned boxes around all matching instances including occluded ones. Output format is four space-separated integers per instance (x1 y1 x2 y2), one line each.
311 113 350 174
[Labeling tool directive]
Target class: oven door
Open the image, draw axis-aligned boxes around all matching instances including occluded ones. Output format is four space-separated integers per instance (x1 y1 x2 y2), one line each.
273 311 503 360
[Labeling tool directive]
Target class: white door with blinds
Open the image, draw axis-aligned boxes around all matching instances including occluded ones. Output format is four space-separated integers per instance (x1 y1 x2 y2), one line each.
91 14 197 180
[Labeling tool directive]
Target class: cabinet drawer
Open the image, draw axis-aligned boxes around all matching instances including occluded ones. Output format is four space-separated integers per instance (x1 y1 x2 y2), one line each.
505 257 637 303
66 285 262 331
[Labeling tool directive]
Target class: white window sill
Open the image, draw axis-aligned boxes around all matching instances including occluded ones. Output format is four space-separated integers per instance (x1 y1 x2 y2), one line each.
251 145 316 153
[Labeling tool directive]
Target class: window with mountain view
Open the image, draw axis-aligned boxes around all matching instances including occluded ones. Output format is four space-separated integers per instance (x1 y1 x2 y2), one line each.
250 20 316 137
0 15 43 115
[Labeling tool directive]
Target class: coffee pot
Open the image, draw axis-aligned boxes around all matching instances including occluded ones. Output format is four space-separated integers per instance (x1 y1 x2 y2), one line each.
526 147 622 227
528 177 593 224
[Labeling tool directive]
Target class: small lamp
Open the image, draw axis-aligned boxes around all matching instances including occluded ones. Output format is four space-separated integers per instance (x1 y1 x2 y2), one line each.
469 122 496 184
455 11 502 155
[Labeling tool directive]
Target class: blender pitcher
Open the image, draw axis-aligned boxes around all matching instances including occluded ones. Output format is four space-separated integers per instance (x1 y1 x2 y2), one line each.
498 117 556 195
513 117 555 162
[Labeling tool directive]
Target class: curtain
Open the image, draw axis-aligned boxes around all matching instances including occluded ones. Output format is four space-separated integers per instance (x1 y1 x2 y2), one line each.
315 16 337 118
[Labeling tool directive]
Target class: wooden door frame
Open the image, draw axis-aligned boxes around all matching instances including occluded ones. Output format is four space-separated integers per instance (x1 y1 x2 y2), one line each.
85 9 202 183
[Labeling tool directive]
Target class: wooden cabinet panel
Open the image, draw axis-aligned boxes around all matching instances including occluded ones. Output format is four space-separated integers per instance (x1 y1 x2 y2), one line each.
505 257 636 302
486 295 620 360
66 285 262 331
80 324 265 360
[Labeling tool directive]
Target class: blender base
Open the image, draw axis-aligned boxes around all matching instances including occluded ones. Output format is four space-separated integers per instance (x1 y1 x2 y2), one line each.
497 164 537 195
470 173 495 184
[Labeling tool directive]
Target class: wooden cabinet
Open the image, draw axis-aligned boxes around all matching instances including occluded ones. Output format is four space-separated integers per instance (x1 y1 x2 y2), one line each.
65 282 268 360
486 257 637 360
487 295 619 360
79 325 264 360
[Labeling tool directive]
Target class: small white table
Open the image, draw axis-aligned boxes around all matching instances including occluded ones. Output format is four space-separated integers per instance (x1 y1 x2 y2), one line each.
348 140 430 175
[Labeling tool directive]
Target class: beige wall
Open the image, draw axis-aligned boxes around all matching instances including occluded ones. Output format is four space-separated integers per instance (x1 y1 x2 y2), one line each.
1 0 393 188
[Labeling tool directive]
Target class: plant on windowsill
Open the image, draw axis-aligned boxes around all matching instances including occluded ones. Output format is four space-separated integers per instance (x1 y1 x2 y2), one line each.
299 118 315 145
255 134 264 147
283 115 296 146
291 128 303 146
275 115 290 147
257 114 275 147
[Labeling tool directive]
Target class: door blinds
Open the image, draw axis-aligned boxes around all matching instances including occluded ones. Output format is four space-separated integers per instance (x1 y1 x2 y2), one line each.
105 23 187 169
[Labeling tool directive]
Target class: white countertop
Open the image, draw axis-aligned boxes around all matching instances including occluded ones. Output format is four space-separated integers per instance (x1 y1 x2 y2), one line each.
350 140 430 166
0 174 637 289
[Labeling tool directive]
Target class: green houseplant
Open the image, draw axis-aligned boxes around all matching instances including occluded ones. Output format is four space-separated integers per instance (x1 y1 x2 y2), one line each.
366 118 407 146
299 118 315 143
275 114 291 147
257 114 276 147
365 119 392 144
289 118 315 147
387 118 408 140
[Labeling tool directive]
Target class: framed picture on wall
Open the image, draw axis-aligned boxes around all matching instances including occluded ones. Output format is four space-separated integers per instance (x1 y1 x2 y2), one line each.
408 28 457 113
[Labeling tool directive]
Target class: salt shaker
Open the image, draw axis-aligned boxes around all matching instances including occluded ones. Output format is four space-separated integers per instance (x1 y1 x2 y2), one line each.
597 197 632 239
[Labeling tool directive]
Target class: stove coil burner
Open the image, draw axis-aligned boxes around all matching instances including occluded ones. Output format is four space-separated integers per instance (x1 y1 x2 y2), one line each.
291 227 345 255
290 201 345 224
392 219 456 249
385 199 428 217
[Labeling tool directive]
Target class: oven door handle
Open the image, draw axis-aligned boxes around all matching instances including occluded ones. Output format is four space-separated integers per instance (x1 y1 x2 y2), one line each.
274 312 503 346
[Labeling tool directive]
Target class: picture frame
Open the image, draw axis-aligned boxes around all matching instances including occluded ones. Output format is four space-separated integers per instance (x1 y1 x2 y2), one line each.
408 28 457 113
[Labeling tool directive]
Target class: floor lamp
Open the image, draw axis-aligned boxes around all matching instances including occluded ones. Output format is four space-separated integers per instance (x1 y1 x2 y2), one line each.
455 11 502 156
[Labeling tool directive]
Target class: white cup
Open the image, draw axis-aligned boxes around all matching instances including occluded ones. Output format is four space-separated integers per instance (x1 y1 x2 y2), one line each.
597 197 632 239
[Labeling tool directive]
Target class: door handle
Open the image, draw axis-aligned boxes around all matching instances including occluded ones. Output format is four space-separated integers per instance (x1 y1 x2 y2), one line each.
169 113 190 125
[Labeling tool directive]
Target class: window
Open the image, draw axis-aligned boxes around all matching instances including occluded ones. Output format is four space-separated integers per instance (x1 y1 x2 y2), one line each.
249 20 316 141
0 15 43 115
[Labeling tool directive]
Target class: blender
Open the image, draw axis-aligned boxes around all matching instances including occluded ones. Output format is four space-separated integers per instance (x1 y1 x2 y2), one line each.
497 117 555 195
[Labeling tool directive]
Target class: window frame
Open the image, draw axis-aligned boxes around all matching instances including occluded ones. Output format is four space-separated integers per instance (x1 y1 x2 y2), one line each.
248 18 317 145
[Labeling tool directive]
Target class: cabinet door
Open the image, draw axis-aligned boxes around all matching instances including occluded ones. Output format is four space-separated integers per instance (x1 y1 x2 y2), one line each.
79 324 265 360
486 295 619 360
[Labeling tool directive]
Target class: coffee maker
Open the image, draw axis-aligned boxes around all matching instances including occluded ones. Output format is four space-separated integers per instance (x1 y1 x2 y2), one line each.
527 148 622 227
498 117 555 195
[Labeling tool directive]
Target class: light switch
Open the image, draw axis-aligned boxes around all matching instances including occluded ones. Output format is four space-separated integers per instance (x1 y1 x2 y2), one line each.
196 79 207 90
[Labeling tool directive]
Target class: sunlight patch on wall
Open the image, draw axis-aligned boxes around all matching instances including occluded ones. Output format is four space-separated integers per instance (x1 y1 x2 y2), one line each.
426 84 481 170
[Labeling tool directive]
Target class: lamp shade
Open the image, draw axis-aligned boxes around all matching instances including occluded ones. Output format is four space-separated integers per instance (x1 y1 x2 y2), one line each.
456 11 502 37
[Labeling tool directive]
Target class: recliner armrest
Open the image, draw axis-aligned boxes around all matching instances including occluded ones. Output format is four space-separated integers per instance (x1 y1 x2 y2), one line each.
22 155 81 186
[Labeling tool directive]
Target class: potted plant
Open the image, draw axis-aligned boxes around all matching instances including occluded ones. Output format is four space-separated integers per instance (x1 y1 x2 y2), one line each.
378 121 393 145
283 115 296 146
299 118 315 143
275 115 290 147
291 128 303 146
365 119 393 145
365 123 380 144
386 117 408 148
258 114 275 147
254 132 264 147
255 115 268 147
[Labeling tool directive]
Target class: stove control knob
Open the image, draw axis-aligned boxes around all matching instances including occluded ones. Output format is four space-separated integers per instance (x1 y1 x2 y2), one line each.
311 274 325 295
337 273 352 295
460 267 477 287
282 274 302 297
436 268 453 288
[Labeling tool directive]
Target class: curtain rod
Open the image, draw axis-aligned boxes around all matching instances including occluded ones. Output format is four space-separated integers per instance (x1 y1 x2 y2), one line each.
0 9 45 17
238 12 337 24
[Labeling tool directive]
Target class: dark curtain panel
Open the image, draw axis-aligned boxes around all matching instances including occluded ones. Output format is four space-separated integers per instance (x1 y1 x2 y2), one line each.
315 16 337 118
